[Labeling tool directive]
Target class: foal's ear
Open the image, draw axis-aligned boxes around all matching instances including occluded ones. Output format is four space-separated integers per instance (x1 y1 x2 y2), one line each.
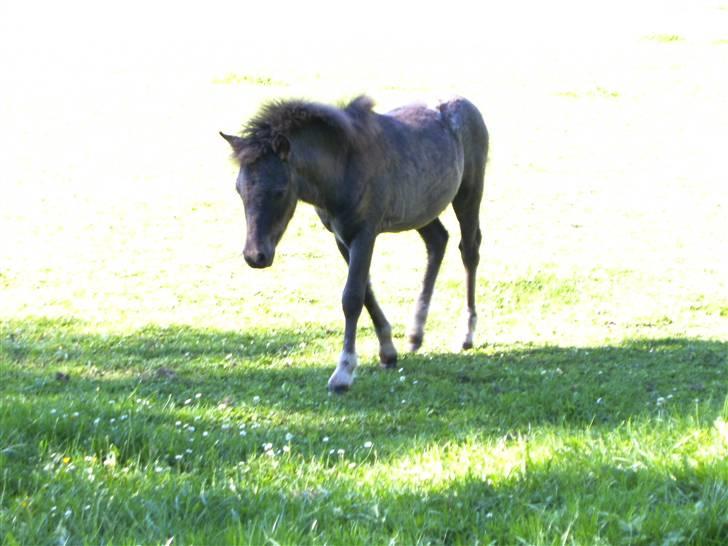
272 134 290 161
219 132 246 153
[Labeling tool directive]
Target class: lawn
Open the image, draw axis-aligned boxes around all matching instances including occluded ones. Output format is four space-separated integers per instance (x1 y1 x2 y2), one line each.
1 1 727 544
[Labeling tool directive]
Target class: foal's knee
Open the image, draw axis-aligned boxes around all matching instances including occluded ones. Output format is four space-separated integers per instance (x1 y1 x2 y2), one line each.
342 287 366 318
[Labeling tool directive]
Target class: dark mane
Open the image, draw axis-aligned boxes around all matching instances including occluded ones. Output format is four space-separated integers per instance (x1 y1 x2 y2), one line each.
233 95 376 164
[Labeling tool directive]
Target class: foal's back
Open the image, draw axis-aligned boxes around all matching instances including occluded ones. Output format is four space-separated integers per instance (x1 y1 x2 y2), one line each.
369 102 467 232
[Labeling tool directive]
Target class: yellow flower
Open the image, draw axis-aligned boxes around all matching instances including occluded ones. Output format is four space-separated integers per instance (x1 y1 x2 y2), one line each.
63 456 71 465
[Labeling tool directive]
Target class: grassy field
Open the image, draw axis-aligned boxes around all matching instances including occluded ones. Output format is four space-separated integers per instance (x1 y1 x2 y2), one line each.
2 1 728 544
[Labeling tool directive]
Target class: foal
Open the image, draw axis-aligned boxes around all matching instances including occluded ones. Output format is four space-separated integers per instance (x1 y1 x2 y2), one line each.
221 95 488 391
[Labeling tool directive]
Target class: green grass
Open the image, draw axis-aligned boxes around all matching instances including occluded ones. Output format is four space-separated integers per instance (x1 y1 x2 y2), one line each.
3 3 728 542
2 317 728 545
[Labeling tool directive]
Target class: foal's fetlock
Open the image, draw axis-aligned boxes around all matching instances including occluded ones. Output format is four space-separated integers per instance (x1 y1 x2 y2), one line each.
461 312 478 350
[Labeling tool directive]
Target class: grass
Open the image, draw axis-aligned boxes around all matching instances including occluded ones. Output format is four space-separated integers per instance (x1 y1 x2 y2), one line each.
644 34 685 43
2 1 728 543
212 73 289 87
2 318 728 545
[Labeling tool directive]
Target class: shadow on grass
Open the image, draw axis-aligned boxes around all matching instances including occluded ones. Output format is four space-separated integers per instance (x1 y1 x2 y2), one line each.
2 317 727 544
1 316 727 461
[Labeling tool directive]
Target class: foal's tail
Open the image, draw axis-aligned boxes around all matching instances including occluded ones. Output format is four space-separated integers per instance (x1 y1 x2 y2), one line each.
438 97 488 195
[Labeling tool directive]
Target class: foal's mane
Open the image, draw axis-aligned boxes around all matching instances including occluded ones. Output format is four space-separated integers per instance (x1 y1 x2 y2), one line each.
233 95 376 164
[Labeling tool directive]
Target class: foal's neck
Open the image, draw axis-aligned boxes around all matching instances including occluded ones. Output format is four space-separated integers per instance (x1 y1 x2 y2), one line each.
289 134 347 212
296 176 329 209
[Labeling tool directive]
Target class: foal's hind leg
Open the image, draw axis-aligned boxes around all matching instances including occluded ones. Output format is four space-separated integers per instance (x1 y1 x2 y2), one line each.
335 238 398 367
452 185 483 350
408 219 449 351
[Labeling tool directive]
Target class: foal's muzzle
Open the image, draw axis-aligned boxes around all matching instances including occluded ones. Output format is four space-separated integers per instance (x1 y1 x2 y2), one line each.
243 247 274 268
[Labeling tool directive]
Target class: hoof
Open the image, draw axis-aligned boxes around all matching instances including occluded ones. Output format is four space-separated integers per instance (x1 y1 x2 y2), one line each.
462 340 473 350
328 383 350 394
327 351 357 393
379 350 398 369
408 334 423 352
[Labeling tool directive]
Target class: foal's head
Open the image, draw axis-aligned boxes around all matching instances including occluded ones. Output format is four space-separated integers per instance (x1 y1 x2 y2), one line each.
221 96 375 268
220 133 296 268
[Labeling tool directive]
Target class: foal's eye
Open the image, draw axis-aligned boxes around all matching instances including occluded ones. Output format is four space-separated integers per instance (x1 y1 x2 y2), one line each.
272 189 285 200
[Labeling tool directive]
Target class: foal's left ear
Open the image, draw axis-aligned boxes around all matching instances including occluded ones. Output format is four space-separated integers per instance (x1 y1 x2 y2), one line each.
219 132 246 153
272 134 290 161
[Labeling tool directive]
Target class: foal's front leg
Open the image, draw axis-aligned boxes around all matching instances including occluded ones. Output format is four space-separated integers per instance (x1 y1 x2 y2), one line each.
334 238 397 368
327 231 376 392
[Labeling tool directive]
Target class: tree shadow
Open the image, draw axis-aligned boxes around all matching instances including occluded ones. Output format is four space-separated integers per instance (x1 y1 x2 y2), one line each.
2 316 727 462
2 316 727 544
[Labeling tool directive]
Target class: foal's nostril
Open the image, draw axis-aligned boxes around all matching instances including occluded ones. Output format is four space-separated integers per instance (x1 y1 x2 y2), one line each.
244 249 270 268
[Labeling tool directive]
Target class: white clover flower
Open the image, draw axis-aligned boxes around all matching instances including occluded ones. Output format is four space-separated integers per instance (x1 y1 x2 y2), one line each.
285 432 294 442
322 436 330 443
184 399 192 405
187 426 196 433
363 441 373 449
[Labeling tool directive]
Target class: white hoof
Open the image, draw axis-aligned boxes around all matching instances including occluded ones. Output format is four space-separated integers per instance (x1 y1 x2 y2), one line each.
327 352 358 392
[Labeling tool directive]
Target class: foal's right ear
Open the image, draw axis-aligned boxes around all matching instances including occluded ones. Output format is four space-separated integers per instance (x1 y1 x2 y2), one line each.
219 132 246 153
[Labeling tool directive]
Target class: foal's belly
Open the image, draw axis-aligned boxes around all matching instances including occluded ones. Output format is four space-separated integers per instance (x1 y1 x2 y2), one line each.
382 175 461 232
